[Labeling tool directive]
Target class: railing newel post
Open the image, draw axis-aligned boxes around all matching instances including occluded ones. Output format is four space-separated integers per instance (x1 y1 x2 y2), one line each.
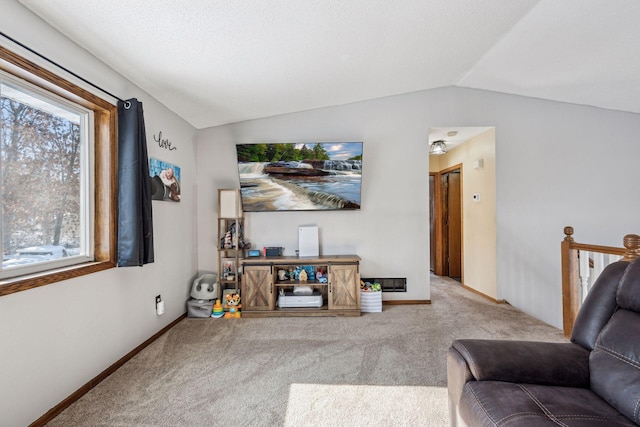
561 226 579 337
563 226 574 242
622 234 640 261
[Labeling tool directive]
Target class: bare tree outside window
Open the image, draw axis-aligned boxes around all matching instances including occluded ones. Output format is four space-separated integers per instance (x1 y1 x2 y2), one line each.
0 45 116 296
0 79 88 273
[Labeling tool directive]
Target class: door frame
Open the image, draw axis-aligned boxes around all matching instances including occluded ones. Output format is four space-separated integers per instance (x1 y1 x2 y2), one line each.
431 163 464 283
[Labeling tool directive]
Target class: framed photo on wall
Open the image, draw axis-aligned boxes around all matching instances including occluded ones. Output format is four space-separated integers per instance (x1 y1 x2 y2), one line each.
149 158 181 202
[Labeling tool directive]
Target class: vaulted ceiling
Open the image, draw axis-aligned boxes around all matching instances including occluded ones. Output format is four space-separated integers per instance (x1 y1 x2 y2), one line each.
19 0 640 129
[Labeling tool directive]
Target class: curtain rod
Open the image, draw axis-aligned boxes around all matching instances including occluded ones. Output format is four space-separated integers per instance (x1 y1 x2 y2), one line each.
0 30 125 103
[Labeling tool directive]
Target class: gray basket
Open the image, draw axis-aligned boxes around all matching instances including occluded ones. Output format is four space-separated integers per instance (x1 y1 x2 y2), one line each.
187 298 214 318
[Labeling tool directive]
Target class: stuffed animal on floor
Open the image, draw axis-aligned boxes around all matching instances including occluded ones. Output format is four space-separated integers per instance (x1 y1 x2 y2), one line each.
223 292 242 318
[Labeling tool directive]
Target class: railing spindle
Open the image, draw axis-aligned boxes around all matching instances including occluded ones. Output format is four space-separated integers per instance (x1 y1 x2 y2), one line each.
578 250 590 303
592 252 605 296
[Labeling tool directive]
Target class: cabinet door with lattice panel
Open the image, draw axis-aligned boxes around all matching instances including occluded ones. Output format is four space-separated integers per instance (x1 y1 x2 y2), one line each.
242 265 274 311
328 263 360 310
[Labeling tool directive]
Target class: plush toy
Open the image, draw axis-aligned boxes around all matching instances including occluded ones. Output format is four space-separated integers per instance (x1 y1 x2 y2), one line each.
360 281 382 292
223 231 233 249
223 292 242 318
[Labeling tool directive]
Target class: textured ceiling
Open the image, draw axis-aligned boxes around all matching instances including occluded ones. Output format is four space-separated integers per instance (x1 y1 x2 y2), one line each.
18 0 640 129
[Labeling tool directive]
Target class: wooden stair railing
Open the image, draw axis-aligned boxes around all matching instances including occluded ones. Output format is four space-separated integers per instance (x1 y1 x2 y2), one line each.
561 226 640 337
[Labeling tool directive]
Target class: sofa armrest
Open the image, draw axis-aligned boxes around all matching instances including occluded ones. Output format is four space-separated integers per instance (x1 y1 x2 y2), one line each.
447 345 475 427
451 339 590 388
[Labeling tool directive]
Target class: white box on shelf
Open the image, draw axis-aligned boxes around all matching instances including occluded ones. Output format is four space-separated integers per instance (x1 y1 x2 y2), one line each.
360 291 382 313
298 225 319 257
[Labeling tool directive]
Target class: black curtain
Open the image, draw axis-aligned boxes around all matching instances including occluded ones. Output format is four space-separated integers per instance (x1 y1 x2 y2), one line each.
117 98 154 266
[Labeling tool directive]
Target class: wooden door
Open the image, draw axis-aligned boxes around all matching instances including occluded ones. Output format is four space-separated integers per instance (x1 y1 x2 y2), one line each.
242 265 274 311
328 263 360 310
438 168 462 280
429 174 435 271
446 171 462 279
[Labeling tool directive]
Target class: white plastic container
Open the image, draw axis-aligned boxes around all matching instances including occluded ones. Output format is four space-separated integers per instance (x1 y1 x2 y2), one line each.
278 291 323 308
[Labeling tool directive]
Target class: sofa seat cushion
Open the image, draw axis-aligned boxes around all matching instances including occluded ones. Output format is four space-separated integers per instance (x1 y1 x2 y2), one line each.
460 381 636 426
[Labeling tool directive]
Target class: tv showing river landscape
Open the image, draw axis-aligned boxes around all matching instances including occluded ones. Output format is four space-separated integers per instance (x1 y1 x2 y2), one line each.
235 142 363 212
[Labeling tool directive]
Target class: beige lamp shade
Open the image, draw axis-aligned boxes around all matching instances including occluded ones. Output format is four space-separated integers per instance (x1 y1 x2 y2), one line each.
219 189 242 218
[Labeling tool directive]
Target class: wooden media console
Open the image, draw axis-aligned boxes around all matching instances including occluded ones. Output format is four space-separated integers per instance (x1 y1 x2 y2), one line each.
241 255 361 317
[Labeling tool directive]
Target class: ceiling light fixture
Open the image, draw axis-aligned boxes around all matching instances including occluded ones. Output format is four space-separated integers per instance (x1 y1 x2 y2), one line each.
429 139 447 155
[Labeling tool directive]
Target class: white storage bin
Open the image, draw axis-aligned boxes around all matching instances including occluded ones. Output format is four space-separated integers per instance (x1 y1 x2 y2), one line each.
278 291 323 308
360 291 382 313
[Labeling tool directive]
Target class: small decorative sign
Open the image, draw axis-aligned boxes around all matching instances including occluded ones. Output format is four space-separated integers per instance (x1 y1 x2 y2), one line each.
154 131 177 151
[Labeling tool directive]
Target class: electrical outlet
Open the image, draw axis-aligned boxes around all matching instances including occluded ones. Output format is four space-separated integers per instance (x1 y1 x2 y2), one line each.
155 295 164 315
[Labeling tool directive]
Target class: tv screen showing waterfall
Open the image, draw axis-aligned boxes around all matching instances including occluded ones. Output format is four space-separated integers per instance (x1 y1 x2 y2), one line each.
235 142 363 211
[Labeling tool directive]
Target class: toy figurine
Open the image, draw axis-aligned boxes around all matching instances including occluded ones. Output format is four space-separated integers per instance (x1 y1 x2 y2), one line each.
299 269 308 282
223 231 233 249
230 222 244 248
316 269 326 283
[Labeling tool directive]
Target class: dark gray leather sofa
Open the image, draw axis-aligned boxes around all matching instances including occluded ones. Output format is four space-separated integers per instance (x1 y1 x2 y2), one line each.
447 257 640 426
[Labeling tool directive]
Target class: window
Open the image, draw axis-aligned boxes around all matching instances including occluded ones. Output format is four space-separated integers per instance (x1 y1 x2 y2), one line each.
1 73 92 276
0 45 116 296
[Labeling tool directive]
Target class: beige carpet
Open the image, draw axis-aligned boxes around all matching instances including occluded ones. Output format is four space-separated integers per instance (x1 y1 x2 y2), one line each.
46 275 567 426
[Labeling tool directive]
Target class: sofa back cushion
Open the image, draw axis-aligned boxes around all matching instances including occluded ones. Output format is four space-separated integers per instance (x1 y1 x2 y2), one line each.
589 258 640 424
572 261 629 350
618 257 640 312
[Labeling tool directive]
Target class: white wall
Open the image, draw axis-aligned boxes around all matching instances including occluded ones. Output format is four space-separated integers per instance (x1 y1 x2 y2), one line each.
0 3 198 426
196 90 457 303
454 87 640 328
197 86 640 329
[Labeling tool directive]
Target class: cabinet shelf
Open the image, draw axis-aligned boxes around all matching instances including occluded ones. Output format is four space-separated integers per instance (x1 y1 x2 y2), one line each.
276 305 329 312
275 281 328 287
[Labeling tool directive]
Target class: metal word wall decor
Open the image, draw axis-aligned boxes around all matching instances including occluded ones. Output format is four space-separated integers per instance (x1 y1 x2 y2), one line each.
154 131 177 151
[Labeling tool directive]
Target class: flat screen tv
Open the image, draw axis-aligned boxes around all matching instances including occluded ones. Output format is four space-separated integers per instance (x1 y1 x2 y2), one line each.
235 142 362 212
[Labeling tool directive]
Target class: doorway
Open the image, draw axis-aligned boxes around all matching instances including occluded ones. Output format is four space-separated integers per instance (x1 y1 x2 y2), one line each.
428 126 497 299
430 164 463 282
